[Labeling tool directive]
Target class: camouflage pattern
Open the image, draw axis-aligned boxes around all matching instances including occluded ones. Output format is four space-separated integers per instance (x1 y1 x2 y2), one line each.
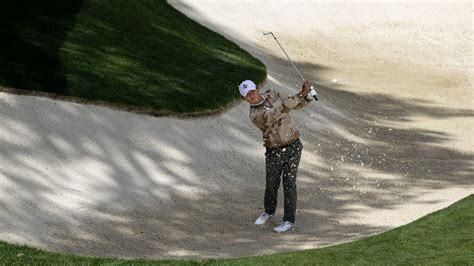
250 89 310 148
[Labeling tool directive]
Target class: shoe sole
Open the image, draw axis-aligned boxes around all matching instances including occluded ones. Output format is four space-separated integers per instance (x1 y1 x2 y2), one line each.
273 227 293 233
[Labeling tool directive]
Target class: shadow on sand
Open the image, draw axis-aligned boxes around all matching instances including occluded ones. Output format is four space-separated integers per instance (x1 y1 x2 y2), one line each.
0 2 473 261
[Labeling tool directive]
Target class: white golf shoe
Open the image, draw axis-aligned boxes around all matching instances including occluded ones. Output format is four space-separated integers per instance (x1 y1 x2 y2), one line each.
273 221 293 233
254 212 274 225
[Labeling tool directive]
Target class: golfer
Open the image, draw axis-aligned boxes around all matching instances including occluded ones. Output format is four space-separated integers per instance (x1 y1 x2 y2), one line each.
239 79 312 233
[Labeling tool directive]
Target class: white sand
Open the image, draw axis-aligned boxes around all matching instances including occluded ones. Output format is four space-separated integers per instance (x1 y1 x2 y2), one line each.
0 0 472 259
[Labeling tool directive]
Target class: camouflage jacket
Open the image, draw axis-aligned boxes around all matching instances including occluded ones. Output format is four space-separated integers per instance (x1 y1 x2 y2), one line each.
250 89 311 148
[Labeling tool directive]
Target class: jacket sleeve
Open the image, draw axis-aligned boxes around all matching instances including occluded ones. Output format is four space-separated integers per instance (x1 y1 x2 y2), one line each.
282 92 311 111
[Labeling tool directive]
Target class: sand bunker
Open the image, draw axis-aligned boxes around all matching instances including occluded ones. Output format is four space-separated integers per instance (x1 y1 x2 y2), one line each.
0 0 472 259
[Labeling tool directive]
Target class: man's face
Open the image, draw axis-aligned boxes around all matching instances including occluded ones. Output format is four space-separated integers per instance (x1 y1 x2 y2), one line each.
243 87 261 104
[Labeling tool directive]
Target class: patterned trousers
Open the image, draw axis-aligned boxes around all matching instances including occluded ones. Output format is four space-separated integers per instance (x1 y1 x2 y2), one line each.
264 138 303 223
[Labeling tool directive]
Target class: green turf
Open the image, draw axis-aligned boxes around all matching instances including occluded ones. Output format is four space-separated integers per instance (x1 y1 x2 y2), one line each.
0 0 266 113
1 195 472 265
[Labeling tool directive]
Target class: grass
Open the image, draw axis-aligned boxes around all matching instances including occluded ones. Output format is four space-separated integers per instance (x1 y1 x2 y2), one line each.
0 0 266 113
1 195 472 265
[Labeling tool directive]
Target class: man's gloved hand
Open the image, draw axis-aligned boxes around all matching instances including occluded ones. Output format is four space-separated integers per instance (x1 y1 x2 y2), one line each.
306 88 318 101
301 80 311 96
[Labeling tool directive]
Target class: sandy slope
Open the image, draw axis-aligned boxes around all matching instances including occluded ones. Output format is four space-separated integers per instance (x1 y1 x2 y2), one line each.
0 0 472 260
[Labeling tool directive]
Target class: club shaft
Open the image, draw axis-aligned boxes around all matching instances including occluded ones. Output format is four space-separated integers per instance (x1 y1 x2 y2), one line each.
264 32 305 82
264 32 318 101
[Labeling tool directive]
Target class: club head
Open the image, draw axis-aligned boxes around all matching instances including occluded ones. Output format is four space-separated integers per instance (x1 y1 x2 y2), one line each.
263 32 273 36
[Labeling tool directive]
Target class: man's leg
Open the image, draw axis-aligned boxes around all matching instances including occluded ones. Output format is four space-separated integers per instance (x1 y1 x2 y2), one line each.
281 140 303 223
264 148 283 215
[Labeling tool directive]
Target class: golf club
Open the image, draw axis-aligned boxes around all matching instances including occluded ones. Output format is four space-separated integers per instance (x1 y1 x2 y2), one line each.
263 32 318 101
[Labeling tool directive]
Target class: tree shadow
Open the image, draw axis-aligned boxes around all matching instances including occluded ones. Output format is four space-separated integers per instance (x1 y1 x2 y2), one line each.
0 0 84 94
1 55 473 259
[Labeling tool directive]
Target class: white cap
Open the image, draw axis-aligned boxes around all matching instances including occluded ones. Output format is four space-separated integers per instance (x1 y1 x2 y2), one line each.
239 80 256 97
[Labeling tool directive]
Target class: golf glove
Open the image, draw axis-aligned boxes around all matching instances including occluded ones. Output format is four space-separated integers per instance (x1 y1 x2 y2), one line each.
306 86 318 101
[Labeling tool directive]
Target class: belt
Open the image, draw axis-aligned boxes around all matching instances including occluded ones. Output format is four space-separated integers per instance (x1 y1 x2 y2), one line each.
267 138 300 150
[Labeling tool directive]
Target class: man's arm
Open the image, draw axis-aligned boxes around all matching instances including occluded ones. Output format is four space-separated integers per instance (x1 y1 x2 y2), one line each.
282 80 312 111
